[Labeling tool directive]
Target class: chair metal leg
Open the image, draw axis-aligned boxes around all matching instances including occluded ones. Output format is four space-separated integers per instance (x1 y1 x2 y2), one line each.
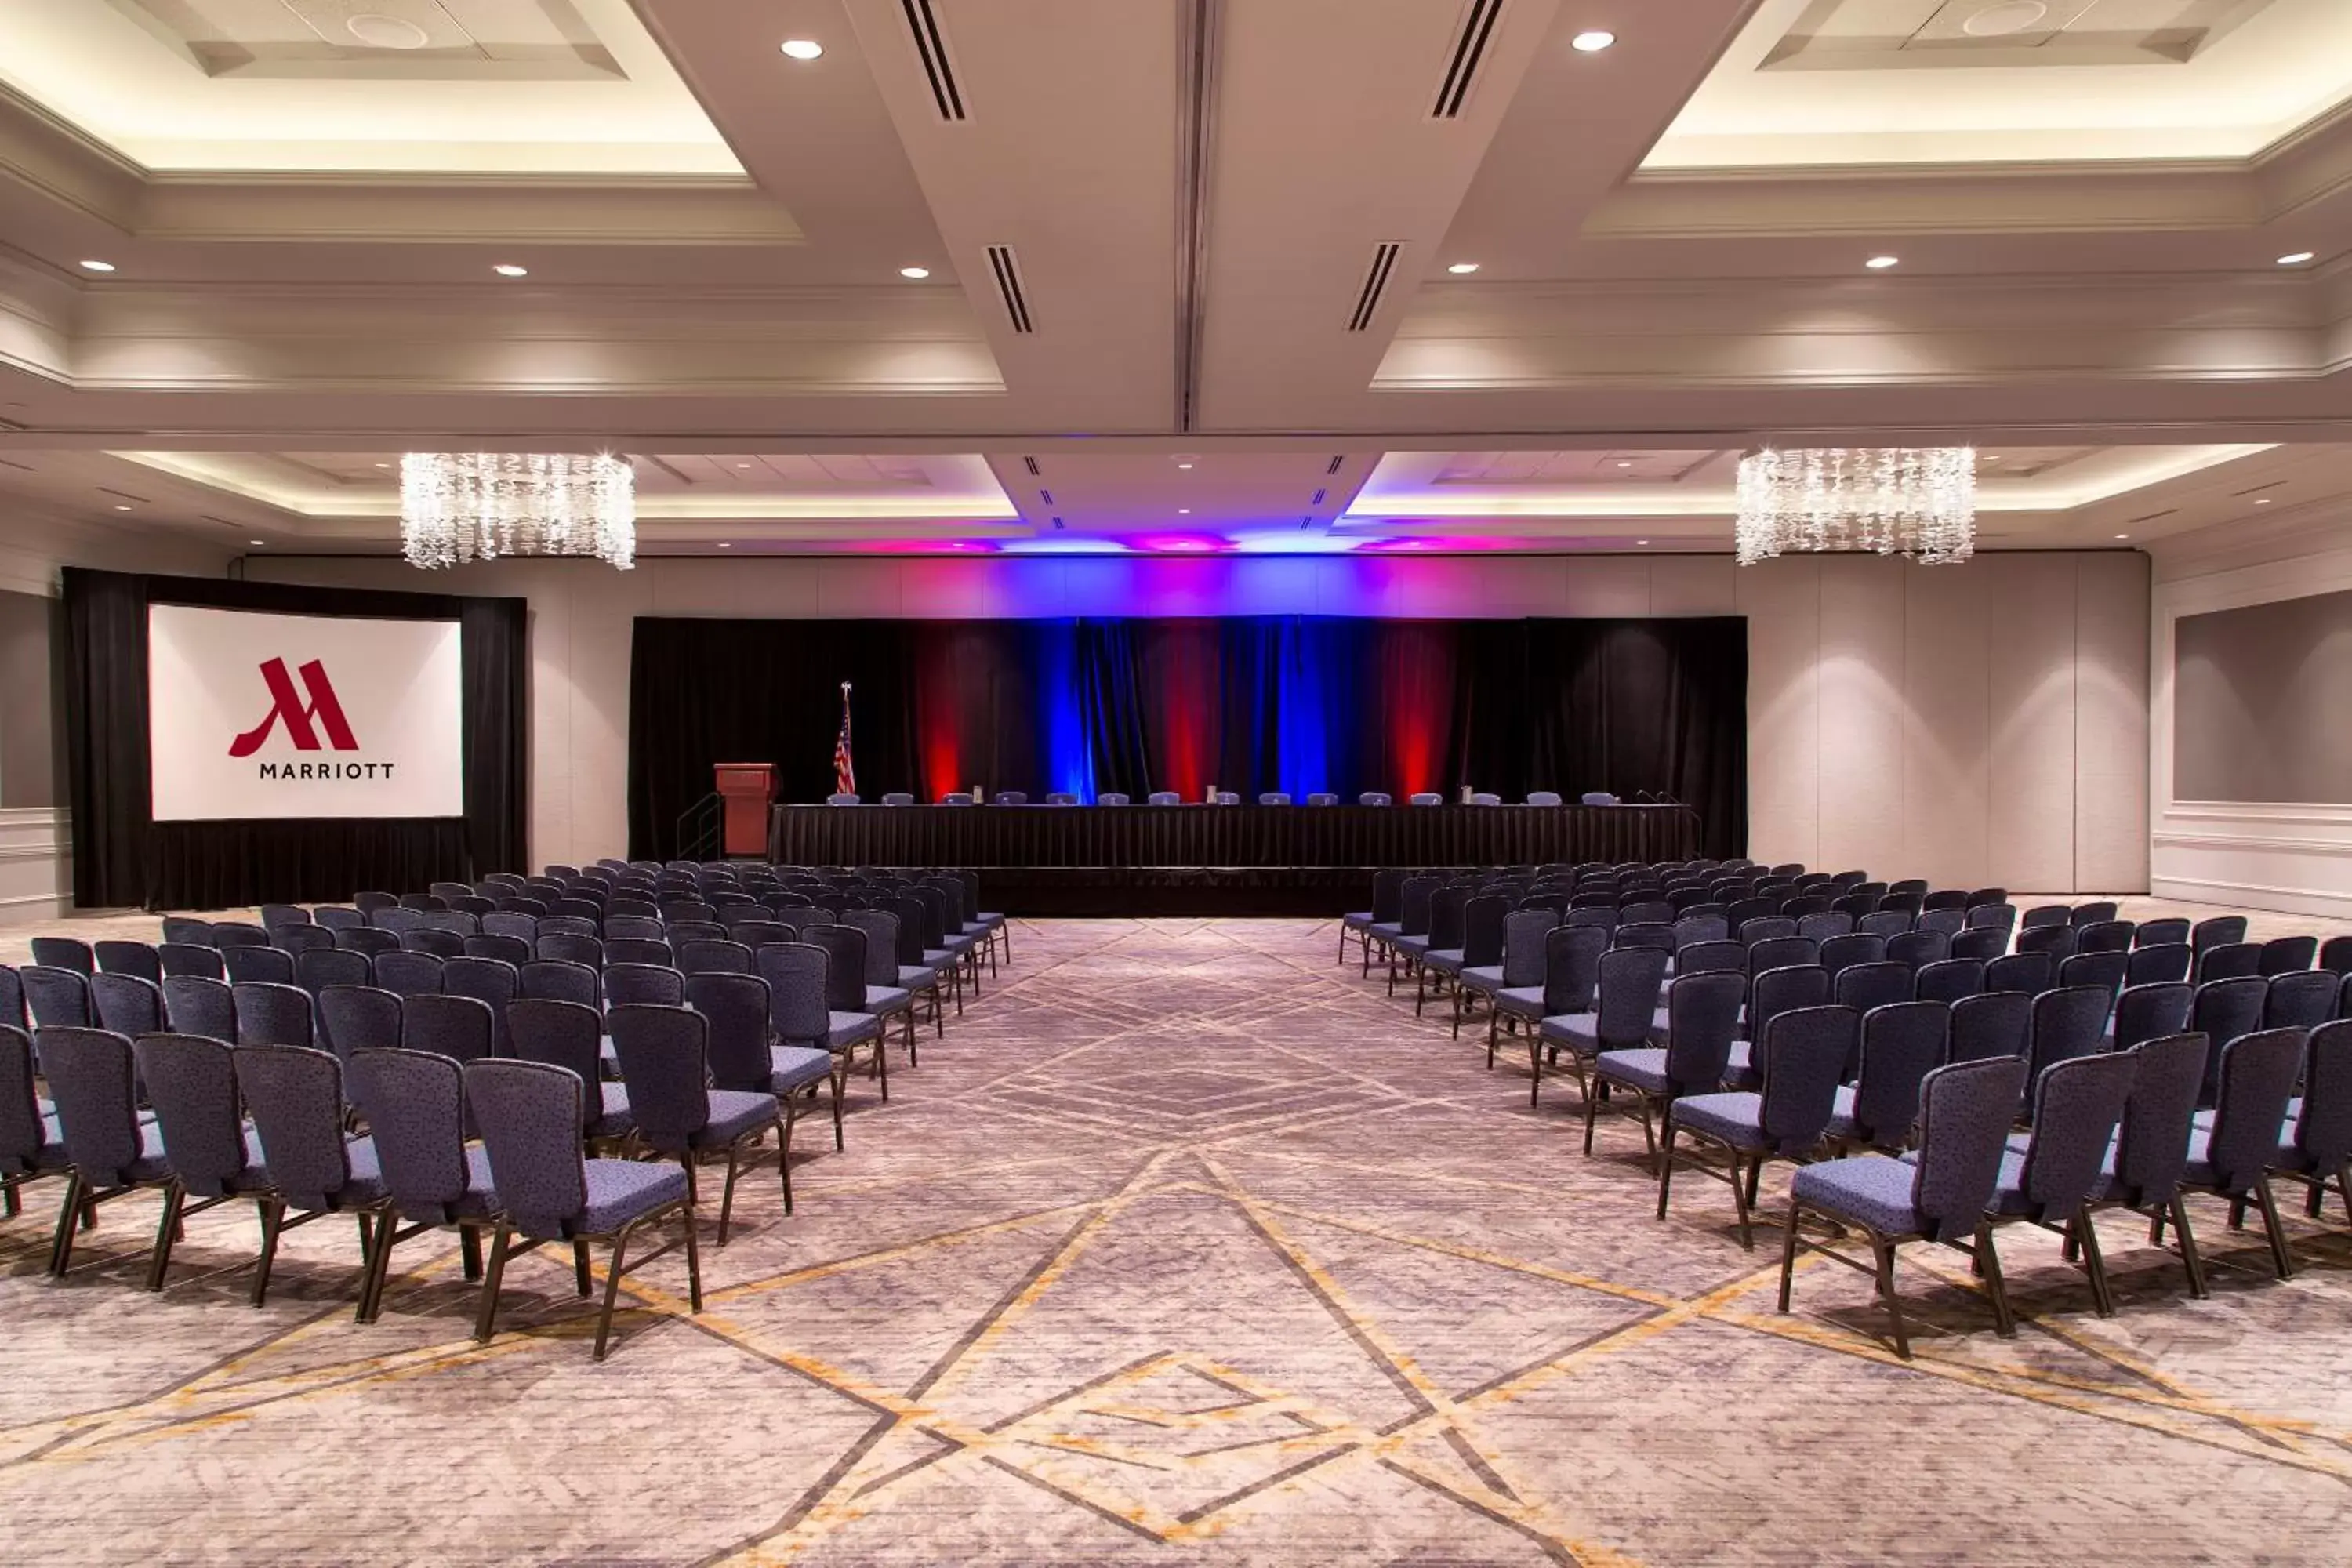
876 1025 890 1102
1635 1094 1658 1161
1728 1152 1756 1251
2339 1158 2352 1227
2072 1205 2114 1317
776 1108 797 1215
829 1062 846 1151
1976 1222 2016 1338
2251 1179 2295 1279
1486 1009 1500 1065
459 1224 484 1282
717 1142 743 1246
1581 1073 1603 1155
2167 1195 2209 1299
1527 1036 1543 1107
1777 1200 1803 1311
47 1171 85 1277
593 1226 630 1361
1654 1125 1678 1220
473 1222 513 1343
574 1239 593 1298
357 1221 397 1323
681 1203 703 1313
903 1007 920 1069
252 1198 286 1308
1873 1237 1911 1359
147 1181 187 1291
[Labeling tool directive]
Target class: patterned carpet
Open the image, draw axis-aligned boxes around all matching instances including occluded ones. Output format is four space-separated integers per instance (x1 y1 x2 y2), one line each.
4 915 2350 1565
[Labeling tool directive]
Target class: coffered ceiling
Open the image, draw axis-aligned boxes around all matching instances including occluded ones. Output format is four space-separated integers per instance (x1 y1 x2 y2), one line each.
0 0 2349 561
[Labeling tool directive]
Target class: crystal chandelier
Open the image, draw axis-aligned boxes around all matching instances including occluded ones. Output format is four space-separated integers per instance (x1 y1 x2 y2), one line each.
400 452 636 571
1734 447 1976 566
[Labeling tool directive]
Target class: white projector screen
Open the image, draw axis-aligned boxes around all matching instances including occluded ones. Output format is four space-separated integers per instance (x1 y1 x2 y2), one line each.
148 604 465 822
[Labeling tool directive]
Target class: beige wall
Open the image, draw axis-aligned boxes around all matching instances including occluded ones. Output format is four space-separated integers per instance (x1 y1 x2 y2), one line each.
0 509 232 921
252 549 2150 893
2149 514 2352 919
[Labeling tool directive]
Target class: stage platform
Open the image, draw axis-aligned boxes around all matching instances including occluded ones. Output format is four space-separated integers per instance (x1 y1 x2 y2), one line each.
768 802 1703 916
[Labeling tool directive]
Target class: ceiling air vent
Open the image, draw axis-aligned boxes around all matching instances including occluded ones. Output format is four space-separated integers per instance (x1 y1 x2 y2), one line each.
1432 0 1505 119
1348 243 1403 332
987 245 1034 333
1039 488 1054 505
1022 456 1040 476
1327 455 1345 474
900 0 967 121
1312 488 1327 506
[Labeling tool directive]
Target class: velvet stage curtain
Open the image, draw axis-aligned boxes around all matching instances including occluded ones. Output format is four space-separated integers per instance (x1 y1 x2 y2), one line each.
63 568 528 910
629 615 1746 859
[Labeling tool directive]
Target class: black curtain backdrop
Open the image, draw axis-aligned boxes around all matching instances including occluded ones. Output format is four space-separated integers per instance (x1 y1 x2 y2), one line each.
630 615 1745 859
64 569 528 911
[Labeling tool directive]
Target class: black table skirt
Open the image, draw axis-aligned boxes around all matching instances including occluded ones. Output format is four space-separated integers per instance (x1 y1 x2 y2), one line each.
768 804 1700 916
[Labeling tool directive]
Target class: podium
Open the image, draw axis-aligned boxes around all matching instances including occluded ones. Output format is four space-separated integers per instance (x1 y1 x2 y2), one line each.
713 763 776 858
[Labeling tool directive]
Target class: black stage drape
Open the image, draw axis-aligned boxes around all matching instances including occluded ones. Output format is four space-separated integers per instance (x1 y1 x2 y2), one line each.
64 569 528 910
631 615 1745 858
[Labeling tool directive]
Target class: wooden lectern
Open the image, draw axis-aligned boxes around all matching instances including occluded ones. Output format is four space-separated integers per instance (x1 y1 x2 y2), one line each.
713 763 776 858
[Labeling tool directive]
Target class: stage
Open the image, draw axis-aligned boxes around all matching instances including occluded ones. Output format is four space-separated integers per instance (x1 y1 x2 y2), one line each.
768 801 1700 916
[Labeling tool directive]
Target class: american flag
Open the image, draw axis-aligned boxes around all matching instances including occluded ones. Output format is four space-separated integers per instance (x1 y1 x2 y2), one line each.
833 682 856 797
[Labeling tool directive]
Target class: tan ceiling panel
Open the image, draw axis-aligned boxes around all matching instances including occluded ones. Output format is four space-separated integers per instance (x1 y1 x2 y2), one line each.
107 0 626 79
1762 0 2277 69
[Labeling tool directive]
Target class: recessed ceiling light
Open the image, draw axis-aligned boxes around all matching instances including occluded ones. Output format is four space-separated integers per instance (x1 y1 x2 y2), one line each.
1177 507 1190 514
899 266 931 279
2278 251 2316 267
1176 461 1194 470
735 462 752 469
492 263 528 278
374 461 390 469
78 259 115 273
113 503 132 511
1866 255 1900 270
779 38 824 60
1446 262 1480 274
717 542 731 548
1636 539 1650 546
1616 459 1632 468
249 539 267 546
2255 496 2272 504
1571 31 1615 52
2114 533 2130 539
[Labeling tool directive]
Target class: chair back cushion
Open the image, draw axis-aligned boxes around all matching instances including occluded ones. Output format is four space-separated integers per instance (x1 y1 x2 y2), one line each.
1912 1055 2028 1241
465 1059 588 1238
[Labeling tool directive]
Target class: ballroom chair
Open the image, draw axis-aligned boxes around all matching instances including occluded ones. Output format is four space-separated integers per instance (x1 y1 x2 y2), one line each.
1826 1000 1947 1152
1886 930 1950 972
1913 958 1983 1007
23 966 93 1029
537 933 604 971
466 1059 701 1360
2266 970 2337 1031
603 964 684 1011
1976 1051 2138 1316
1722 964 1830 1091
90 972 165 1039
2128 942 2192 986
2058 949 2128 1009
507 998 633 1144
401 993 494 1065
1834 961 1913 1025
2190 977 2269 1104
93 941 162 984
2175 1029 2305 1279
1947 990 2031 1065
162 975 236 1042
372 950 445 1001
345 1047 499 1323
161 916 216 946
1584 970 1746 1160
1984 951 2053 996
608 1001 788 1233
222 946 297 986
804 924 891 1094
2080 1031 2210 1297
319 985 403 1067
1425 893 1507 1036
756 945 863 1149
1340 869 1409 969
2112 982 2193 1054
0 1025 52 1219
2274 1019 2352 1226
2196 942 2263 985
1949 926 2007 964
441 957 520 1053
228 1043 386 1307
1499 924 1605 1081
2260 935 2319 975
30 938 93 975
158 943 227 982
2136 917 2191 949
39 1027 178 1277
1663 1004 1854 1245
2075 920 2136 955
132 1032 273 1291
1916 908 1966 938
842 909 920 1069
275 925 334 956
1802 914 1860 947
2192 916 2249 955
233 981 314 1049
338 927 402 962
2024 985 2113 1090
2318 935 2352 976
296 946 372 1007
464 933 533 967
1779 1054 2027 1359
1535 945 1672 1113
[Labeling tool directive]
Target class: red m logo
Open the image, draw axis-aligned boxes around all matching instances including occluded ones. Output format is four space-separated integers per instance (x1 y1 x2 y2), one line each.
228 658 360 757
